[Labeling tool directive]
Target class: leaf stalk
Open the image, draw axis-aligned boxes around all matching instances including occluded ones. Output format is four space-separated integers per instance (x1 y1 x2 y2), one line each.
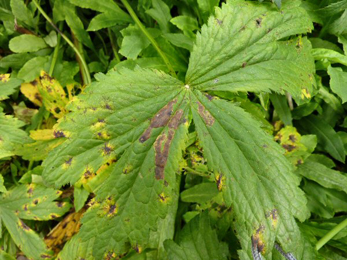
316 218 347 250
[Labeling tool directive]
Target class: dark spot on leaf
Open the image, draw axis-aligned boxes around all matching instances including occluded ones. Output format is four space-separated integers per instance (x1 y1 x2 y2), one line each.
108 204 117 216
54 107 61 114
262 144 268 148
84 170 93 179
65 157 73 166
164 180 169 187
50 214 58 219
27 185 34 197
33 199 39 205
252 225 266 254
256 18 262 27
216 174 224 191
53 130 65 138
289 134 296 142
242 62 247 68
19 220 30 231
139 99 177 143
216 19 223 25
31 79 38 86
98 118 105 123
56 202 64 208
282 144 296 152
102 143 113 156
40 254 52 259
296 159 303 166
104 251 116 260
24 204 28 211
158 193 168 203
105 104 112 110
205 94 213 101
62 222 68 229
197 102 215 126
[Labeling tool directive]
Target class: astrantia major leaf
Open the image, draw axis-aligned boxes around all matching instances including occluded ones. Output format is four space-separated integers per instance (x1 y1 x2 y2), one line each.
42 1 318 259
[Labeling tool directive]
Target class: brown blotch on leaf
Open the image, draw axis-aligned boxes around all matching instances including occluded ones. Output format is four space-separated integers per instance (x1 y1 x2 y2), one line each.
256 18 262 27
296 159 303 166
104 251 116 260
27 185 34 197
252 225 266 254
53 130 65 138
282 144 296 152
139 99 177 143
242 62 247 68
33 199 39 205
84 170 93 179
40 254 52 259
31 79 38 86
19 220 30 231
24 204 28 211
197 102 215 126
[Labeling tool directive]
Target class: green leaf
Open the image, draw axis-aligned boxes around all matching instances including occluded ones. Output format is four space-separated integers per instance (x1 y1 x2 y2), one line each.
296 115 345 162
17 56 50 82
74 186 89 212
197 0 219 22
164 213 229 260
170 16 199 32
0 184 70 259
190 90 313 258
270 93 292 126
146 0 172 33
67 0 131 31
312 48 347 66
0 77 22 101
0 53 35 70
163 33 194 51
180 182 219 204
328 65 347 103
0 175 6 193
0 113 30 159
45 68 189 259
296 159 347 194
10 0 35 28
119 25 161 60
9 35 48 53
87 12 132 31
186 1 315 99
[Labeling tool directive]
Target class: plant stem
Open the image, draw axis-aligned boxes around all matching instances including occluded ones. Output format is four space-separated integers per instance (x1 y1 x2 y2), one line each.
108 28 121 64
316 218 347 251
32 0 91 85
49 22 63 76
72 31 89 86
120 0 176 77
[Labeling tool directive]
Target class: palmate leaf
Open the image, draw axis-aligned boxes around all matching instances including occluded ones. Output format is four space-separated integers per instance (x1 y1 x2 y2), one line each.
0 184 70 259
42 1 317 259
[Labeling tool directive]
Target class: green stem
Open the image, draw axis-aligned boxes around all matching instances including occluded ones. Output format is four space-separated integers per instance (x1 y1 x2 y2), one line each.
49 22 63 76
108 28 121 64
72 31 89 86
32 0 91 85
316 218 347 251
120 0 176 77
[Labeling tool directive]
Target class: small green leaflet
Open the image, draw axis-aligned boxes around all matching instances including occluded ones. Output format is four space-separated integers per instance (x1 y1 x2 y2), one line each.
0 184 70 259
43 1 317 259
0 113 30 159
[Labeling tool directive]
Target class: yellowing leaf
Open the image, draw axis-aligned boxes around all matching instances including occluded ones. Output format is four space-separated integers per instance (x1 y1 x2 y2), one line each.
45 208 86 254
0 74 10 83
20 80 43 106
30 129 55 141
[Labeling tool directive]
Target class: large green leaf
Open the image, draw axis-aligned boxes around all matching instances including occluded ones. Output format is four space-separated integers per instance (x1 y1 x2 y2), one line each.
43 1 317 259
45 68 189 259
328 65 347 103
0 184 70 259
186 0 314 98
164 213 229 260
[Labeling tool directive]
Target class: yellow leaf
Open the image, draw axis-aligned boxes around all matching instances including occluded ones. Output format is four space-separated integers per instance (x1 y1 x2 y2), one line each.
20 79 43 106
45 208 86 254
0 74 10 83
30 129 55 141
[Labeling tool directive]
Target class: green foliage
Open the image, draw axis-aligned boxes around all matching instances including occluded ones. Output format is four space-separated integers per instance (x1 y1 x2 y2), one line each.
1 0 347 259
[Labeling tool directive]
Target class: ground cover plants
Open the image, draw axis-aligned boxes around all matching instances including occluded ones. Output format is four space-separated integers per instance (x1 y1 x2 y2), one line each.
1 0 347 259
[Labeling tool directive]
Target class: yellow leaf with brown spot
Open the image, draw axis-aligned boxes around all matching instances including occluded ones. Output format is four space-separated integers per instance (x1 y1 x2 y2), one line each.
0 74 10 83
20 79 43 106
45 208 86 254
